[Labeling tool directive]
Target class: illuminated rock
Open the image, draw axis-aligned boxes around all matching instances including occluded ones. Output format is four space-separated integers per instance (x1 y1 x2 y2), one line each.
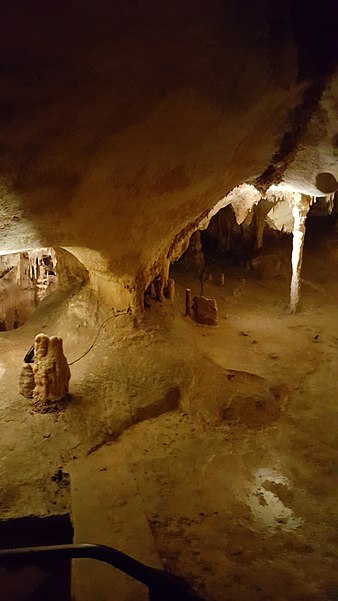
289 195 312 312
32 334 71 403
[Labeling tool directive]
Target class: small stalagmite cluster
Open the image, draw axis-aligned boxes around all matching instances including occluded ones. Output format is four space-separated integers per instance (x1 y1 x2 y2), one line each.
19 333 70 408
144 275 176 309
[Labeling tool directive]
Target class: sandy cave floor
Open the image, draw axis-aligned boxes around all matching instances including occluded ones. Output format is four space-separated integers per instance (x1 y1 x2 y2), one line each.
0 223 338 600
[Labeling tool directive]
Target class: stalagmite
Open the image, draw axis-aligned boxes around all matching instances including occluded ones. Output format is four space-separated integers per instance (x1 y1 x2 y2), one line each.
166 278 175 304
254 198 273 250
185 288 192 317
290 195 312 312
32 333 71 403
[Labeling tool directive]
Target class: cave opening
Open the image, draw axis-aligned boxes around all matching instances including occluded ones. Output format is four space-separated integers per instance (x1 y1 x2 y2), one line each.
0 249 58 332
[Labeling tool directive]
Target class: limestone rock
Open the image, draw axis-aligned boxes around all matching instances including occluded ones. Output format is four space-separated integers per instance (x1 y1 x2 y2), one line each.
19 364 35 399
32 334 71 403
192 296 218 326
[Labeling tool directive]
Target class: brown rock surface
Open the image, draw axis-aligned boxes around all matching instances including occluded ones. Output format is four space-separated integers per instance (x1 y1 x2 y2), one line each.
193 296 219 326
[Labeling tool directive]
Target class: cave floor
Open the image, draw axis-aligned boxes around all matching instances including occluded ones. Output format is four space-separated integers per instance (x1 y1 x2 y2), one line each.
0 224 338 601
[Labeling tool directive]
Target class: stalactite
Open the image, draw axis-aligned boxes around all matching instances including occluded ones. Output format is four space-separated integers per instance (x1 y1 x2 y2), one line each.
254 198 273 250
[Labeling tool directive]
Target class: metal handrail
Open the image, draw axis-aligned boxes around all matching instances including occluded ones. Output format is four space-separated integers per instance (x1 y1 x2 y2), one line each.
0 543 203 600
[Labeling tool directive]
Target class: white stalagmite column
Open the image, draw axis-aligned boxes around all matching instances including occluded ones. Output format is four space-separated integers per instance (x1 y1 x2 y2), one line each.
290 194 312 312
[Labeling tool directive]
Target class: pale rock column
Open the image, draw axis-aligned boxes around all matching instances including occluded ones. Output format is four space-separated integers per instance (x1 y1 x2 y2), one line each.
290 194 312 312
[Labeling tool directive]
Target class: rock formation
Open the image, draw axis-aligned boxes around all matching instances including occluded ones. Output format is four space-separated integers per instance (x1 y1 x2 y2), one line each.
19 334 71 405
33 334 71 403
192 296 219 326
290 195 312 312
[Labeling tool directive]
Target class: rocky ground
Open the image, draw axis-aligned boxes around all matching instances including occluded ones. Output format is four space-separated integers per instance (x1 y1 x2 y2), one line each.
0 221 337 600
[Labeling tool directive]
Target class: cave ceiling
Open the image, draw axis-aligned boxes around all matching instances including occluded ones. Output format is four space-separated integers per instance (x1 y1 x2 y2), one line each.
0 0 337 307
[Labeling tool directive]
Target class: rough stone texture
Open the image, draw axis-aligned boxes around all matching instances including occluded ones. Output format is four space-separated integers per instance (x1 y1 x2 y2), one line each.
221 383 289 427
1 221 338 600
283 75 338 195
192 296 218 326
19 363 35 399
32 334 71 403
0 1 337 309
53 247 88 290
225 185 261 226
131 387 181 424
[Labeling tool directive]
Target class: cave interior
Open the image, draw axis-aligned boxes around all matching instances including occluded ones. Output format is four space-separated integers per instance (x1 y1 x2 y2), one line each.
0 1 338 600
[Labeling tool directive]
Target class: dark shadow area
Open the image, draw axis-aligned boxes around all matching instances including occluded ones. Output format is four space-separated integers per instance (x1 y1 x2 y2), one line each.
0 514 73 601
